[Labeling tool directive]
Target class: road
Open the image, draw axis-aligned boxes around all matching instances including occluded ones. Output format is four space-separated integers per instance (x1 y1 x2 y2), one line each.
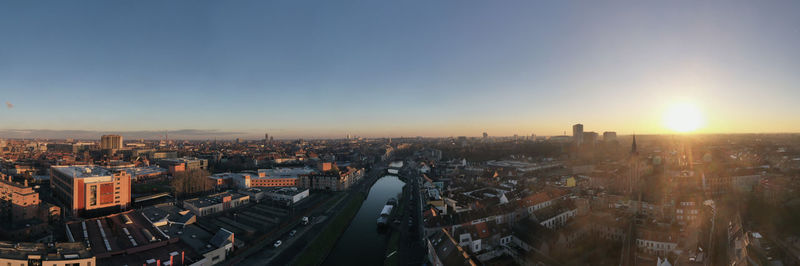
395 159 426 265
232 160 391 266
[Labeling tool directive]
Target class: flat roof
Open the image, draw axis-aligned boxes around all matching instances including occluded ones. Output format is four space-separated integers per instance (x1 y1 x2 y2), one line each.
256 167 316 178
247 187 308 196
184 192 249 208
0 241 93 261
98 240 202 266
121 166 168 177
65 210 168 256
52 166 115 178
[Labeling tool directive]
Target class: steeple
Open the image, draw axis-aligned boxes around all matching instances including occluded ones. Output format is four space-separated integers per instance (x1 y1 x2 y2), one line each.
631 134 638 155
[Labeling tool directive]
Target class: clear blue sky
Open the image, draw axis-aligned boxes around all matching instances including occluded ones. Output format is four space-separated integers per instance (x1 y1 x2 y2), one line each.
1 1 799 139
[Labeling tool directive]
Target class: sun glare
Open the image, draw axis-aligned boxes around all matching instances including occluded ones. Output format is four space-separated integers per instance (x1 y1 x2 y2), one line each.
663 102 704 133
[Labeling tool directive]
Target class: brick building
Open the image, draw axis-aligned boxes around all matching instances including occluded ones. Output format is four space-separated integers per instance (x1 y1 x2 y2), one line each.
51 166 132 216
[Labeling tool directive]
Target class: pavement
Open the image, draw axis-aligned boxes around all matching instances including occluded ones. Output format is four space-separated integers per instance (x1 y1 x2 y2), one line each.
239 215 328 265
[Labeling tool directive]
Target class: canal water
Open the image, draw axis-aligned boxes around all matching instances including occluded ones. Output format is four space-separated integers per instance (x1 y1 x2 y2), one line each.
323 175 406 266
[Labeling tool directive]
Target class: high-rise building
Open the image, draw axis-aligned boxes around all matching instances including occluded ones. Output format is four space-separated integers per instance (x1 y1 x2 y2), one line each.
100 135 123 150
50 166 132 216
572 124 583 144
603 131 617 142
583 131 598 146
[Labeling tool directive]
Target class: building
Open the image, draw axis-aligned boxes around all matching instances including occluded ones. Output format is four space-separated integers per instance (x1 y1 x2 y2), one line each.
636 225 678 257
582 131 598 146
0 241 95 266
629 135 642 194
100 134 124 150
142 204 235 266
603 131 617 142
240 187 309 204
0 174 60 242
120 166 168 182
572 124 583 145
158 157 209 175
426 228 478 266
51 166 132 216
0 174 40 223
297 167 364 191
183 192 250 217
232 167 316 189
65 210 208 265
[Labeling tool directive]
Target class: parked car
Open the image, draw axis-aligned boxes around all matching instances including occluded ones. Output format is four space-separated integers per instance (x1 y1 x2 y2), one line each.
273 240 282 248
289 230 297 237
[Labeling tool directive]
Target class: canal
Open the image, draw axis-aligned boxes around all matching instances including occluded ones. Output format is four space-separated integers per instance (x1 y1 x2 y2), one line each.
323 175 406 265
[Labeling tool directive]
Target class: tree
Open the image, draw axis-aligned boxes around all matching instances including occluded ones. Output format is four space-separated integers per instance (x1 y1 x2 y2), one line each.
170 169 214 199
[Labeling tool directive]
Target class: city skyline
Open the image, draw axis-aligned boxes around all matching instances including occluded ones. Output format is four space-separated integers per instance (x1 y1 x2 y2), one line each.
3 2 800 265
2 1 800 138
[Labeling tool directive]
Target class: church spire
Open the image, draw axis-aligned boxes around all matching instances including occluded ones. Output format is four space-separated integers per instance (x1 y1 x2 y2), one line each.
631 134 638 155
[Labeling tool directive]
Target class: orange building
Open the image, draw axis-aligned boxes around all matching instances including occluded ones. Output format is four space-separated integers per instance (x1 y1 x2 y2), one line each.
51 166 131 216
233 167 316 189
0 174 40 223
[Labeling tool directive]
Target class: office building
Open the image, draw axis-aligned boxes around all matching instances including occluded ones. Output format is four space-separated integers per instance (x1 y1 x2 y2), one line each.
232 167 315 189
603 131 617 142
583 131 599 146
240 187 310 204
100 135 123 150
158 157 208 175
572 124 583 145
50 166 132 216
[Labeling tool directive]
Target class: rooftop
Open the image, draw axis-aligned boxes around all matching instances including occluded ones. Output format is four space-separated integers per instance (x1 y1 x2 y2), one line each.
52 165 116 178
256 167 316 178
65 210 168 256
0 241 93 261
184 192 248 208
245 187 307 196
121 166 168 177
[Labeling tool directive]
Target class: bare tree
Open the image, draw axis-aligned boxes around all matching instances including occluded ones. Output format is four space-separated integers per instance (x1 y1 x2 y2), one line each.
170 169 214 198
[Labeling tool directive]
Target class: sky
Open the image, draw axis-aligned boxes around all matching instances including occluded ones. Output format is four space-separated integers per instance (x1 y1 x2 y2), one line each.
1 1 799 139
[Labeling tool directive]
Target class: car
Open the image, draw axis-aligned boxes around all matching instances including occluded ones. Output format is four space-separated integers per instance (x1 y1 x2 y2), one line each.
289 230 297 237
273 240 282 248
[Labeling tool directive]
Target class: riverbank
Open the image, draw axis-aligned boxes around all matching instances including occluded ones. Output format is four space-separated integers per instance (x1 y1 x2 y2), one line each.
322 175 407 265
292 192 367 266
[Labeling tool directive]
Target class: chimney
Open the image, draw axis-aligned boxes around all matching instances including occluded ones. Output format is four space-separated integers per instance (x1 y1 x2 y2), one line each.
24 179 28 187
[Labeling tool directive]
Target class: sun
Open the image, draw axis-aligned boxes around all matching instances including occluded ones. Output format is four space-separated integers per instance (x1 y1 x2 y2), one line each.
663 102 704 133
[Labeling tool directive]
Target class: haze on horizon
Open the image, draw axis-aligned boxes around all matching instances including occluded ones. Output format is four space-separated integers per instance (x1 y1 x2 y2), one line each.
2 1 800 139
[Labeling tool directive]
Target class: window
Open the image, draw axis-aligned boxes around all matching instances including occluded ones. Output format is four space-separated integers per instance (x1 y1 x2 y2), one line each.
89 185 97 206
